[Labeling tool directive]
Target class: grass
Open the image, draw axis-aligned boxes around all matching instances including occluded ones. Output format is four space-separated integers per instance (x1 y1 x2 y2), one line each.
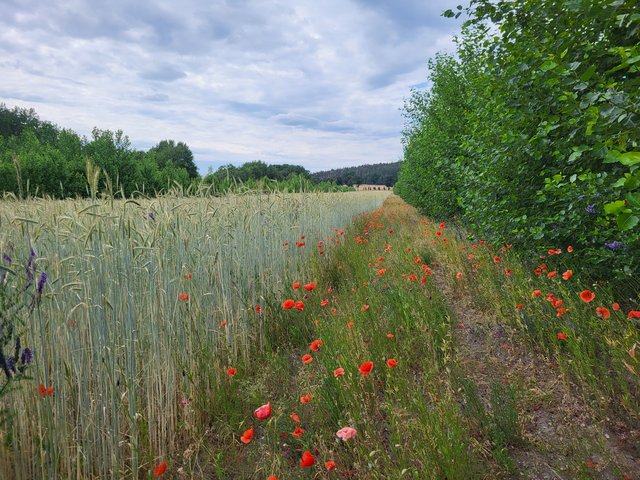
0 191 389 479
1 192 638 479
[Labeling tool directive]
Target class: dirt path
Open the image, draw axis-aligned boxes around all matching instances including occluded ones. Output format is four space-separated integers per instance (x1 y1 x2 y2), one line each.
430 261 639 479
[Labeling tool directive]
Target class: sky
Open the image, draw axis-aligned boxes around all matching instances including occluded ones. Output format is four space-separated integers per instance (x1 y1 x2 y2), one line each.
0 0 463 174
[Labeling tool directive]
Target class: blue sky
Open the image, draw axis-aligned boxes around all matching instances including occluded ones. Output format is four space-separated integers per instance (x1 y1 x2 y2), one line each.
0 0 463 173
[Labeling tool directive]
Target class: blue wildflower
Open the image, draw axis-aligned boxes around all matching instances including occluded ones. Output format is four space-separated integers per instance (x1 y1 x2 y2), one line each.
585 204 596 214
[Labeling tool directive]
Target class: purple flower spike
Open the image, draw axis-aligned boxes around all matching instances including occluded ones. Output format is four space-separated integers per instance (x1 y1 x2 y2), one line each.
37 272 47 294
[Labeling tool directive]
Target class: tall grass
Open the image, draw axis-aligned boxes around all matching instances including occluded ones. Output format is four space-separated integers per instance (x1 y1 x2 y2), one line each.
0 191 389 479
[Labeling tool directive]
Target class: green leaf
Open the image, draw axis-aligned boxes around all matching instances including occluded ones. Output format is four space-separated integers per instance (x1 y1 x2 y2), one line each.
624 174 640 190
604 149 621 164
604 200 626 215
580 64 597 82
626 192 640 208
540 60 558 72
617 213 639 231
618 151 640 166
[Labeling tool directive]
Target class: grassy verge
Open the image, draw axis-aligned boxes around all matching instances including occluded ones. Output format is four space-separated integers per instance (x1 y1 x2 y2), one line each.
193 197 488 478
200 195 639 479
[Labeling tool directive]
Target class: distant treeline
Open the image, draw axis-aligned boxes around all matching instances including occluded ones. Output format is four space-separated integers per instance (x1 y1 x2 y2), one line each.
201 161 352 194
0 104 350 198
311 162 400 187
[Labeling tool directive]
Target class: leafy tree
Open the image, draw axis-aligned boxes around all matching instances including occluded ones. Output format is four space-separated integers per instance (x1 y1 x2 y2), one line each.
397 0 640 281
148 140 198 178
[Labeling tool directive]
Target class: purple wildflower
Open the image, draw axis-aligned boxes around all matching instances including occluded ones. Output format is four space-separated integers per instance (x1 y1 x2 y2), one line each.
21 348 33 365
605 241 623 251
2 253 11 264
585 204 596 214
37 272 47 294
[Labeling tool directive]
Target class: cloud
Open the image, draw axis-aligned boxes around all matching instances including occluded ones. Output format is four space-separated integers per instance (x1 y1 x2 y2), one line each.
0 0 463 173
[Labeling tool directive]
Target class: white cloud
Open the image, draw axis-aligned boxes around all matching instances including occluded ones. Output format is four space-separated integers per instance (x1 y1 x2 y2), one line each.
0 0 463 172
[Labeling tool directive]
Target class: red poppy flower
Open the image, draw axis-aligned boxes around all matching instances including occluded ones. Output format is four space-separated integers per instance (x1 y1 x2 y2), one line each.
439 222 445 229
295 300 305 311
386 358 398 368
178 293 189 301
628 310 640 319
532 290 542 297
300 394 312 403
567 245 573 252
516 304 523 311
184 273 192 279
153 462 167 477
38 384 54 397
386 333 394 338
300 450 315 468
302 354 313 364
493 256 500 263
347 322 354 328
254 402 272 420
547 271 557 279
303 282 316 291
377 268 386 275
557 332 568 340
333 367 344 378
359 361 373 376
595 307 610 319
579 290 595 303
505 268 512 276
456 272 463 279
292 426 305 438
255 305 262 313
220 320 227 327
282 299 295 310
320 299 329 307
226 367 237 377
310 339 323 351
361 304 369 311
325 460 337 471
240 427 254 444
562 270 573 280
292 282 300 289
267 476 278 480
290 412 301 423
556 307 568 317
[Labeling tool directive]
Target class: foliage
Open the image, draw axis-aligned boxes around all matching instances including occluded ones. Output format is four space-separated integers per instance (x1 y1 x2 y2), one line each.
0 104 195 198
396 0 640 281
0 245 40 444
312 161 401 186
147 139 198 178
